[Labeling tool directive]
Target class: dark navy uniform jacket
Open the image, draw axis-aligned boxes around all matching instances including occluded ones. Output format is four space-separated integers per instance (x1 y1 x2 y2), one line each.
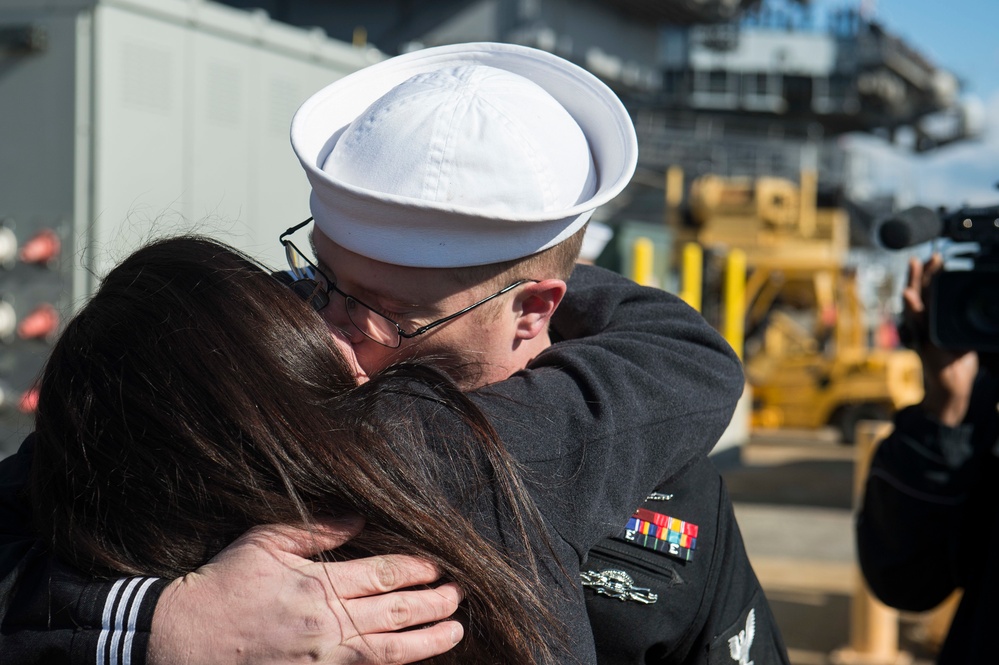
583 456 789 665
0 265 759 664
858 371 999 665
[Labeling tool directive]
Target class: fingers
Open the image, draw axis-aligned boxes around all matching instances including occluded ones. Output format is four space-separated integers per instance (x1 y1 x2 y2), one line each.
319 554 444 599
903 254 944 317
341 620 464 664
342 583 462 635
904 256 921 295
923 253 944 285
902 256 924 309
239 516 365 559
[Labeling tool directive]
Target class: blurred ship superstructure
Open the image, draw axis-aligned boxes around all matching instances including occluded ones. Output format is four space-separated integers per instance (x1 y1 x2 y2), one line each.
216 0 979 226
641 3 976 201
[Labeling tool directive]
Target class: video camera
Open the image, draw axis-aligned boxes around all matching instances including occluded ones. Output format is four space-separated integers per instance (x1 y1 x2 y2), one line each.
877 204 999 352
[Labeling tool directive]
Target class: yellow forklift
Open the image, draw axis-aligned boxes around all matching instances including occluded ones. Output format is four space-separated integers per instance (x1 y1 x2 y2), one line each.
677 172 923 443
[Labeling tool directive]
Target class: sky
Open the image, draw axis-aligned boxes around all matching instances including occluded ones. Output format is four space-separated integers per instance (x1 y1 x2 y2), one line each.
809 0 999 208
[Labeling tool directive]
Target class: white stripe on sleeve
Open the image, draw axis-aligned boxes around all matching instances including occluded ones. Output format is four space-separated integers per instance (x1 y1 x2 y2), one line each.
122 577 159 665
96 578 128 665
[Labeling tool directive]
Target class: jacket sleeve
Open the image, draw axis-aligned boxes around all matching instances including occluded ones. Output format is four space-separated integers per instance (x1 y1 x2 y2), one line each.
856 373 998 611
471 264 745 558
0 437 168 664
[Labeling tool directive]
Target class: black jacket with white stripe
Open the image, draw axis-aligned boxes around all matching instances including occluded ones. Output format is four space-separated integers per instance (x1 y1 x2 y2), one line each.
0 439 168 664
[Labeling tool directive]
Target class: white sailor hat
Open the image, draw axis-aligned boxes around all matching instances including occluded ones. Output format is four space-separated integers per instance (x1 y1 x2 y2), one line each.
290 42 638 268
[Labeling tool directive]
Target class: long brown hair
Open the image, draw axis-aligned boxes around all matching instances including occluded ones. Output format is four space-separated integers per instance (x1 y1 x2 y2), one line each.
30 236 562 663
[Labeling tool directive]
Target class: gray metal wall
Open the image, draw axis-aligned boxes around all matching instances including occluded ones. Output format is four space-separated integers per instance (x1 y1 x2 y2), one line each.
0 0 382 455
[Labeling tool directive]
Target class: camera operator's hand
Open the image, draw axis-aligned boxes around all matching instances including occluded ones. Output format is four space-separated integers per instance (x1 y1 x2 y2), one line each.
904 255 979 426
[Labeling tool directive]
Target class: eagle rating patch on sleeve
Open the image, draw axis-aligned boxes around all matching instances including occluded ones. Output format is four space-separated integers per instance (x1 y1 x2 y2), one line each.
707 587 790 665
726 608 755 665
708 604 771 665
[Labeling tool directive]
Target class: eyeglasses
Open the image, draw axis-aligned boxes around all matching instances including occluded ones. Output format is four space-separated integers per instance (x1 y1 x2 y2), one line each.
279 218 538 348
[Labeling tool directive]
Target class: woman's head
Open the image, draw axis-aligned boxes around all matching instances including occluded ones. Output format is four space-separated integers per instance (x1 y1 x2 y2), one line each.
32 237 358 573
31 236 561 662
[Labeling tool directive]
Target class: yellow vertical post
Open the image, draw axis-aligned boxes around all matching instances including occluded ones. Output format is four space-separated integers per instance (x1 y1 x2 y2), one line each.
841 270 865 351
799 168 817 237
352 26 367 47
679 242 702 312
631 237 656 287
850 422 901 660
814 269 838 351
723 249 746 359
665 166 684 227
830 421 912 665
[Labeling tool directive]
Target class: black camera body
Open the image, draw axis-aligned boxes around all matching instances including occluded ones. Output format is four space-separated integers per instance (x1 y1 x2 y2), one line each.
930 264 999 352
926 206 999 352
878 203 999 352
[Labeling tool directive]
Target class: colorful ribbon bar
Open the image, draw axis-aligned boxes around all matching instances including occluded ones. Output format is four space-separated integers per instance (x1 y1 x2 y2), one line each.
619 508 699 562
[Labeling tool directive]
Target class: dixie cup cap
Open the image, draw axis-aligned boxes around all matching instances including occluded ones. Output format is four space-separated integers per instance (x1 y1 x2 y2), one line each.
291 42 637 268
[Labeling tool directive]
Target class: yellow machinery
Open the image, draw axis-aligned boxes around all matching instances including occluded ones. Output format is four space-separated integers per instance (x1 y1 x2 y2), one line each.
678 173 923 442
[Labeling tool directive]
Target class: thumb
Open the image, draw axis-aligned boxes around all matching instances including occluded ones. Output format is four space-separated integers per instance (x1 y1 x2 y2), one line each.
241 515 365 560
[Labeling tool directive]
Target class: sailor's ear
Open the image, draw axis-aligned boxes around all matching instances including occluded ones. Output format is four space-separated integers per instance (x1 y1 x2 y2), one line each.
513 279 566 340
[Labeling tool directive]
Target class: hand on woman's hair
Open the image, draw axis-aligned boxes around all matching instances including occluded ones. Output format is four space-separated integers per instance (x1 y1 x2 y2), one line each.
148 516 463 665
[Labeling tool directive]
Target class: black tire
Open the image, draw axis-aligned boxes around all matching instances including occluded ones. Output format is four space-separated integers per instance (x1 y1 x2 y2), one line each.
832 402 892 444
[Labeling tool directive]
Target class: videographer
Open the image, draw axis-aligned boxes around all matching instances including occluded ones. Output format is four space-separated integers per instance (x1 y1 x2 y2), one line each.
857 253 999 664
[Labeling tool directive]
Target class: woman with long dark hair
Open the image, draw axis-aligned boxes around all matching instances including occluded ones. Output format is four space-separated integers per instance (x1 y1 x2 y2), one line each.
29 236 560 663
